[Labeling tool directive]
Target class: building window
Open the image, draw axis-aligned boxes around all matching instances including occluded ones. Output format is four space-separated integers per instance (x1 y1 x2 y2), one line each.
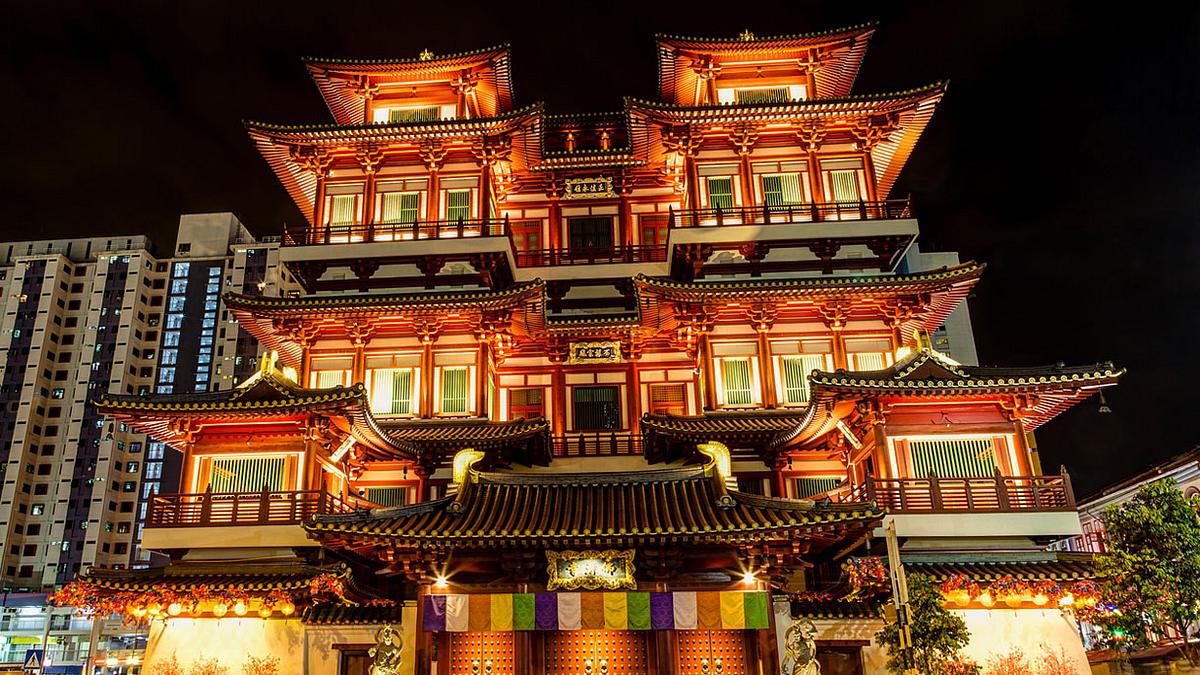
705 177 735 210
365 487 409 507
648 383 687 416
572 385 621 431
380 192 420 224
821 159 868 204
439 367 470 415
369 368 415 416
828 171 861 202
511 221 542 254
761 173 807 207
326 194 359 228
734 87 791 104
792 477 842 499
445 190 472 222
310 357 354 388
717 357 755 407
508 388 544 420
845 338 893 371
202 455 290 493
777 346 832 405
906 437 998 478
567 217 613 250
386 106 440 123
639 214 669 247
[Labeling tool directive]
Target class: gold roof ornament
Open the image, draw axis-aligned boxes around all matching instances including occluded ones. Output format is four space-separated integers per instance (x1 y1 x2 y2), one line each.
418 48 434 61
739 29 757 42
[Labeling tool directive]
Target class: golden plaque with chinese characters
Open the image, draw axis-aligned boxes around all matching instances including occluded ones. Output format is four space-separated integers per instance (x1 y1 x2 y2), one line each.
545 549 636 591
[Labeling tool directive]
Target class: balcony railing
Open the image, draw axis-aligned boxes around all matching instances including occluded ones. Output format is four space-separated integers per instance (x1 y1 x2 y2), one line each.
668 199 912 228
147 489 354 527
283 216 509 246
515 245 667 267
552 433 643 457
842 469 1075 513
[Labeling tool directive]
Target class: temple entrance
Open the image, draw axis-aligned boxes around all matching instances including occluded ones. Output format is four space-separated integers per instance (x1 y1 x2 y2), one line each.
544 630 648 675
677 630 749 675
447 632 516 675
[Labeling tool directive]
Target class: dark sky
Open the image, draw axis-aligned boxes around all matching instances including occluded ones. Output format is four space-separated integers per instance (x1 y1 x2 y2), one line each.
5 1 1198 496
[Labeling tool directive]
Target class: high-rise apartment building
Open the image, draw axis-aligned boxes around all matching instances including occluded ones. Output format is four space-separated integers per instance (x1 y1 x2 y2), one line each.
0 215 286 669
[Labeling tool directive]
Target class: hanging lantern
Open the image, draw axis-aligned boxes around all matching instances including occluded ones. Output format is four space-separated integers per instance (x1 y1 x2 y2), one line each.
258 606 273 619
280 601 296 616
212 603 229 618
1033 594 1049 606
977 592 995 608
233 601 248 617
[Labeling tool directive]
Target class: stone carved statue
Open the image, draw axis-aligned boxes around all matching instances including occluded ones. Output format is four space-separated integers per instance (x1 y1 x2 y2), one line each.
368 624 403 675
782 619 821 675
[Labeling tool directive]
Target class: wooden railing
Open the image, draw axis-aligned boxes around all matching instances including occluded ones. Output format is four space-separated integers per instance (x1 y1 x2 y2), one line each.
514 245 667 267
552 434 643 457
146 489 354 527
668 199 912 228
844 469 1076 513
282 216 509 246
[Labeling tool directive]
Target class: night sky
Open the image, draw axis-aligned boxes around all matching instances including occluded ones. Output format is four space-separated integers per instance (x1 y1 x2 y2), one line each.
5 1 1198 496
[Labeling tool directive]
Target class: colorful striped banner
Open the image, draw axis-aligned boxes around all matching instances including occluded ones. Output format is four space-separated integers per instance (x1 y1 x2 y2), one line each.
423 591 770 632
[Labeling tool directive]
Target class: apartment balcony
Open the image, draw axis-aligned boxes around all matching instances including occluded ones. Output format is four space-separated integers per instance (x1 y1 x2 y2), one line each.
837 469 1082 540
142 489 355 550
278 216 516 292
667 198 918 278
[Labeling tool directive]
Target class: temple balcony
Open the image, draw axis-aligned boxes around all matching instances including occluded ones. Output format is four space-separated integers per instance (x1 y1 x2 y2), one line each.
141 489 356 551
278 216 516 292
834 469 1083 541
666 198 918 279
552 432 643 457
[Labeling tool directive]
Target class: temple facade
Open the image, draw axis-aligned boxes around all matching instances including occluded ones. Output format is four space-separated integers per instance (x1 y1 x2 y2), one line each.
62 26 1119 675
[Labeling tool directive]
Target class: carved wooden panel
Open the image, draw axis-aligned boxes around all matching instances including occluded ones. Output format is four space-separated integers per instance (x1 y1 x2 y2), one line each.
677 630 749 675
544 630 648 675
448 632 515 675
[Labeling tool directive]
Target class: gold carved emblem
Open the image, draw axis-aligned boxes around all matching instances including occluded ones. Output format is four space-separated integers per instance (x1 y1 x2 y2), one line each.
546 549 636 591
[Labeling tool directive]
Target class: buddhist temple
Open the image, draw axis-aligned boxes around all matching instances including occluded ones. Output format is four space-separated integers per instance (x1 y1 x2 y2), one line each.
59 25 1121 675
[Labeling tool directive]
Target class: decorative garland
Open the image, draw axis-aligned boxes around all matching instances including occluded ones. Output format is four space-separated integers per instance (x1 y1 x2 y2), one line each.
50 580 298 624
938 575 1101 610
843 557 888 595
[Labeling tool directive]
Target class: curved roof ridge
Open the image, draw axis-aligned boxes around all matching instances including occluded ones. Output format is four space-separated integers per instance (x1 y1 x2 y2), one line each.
627 81 946 112
304 43 512 68
654 22 879 46
244 100 544 134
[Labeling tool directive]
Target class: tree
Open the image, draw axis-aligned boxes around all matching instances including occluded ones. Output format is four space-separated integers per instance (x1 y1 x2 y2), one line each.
876 573 977 674
1096 478 1200 665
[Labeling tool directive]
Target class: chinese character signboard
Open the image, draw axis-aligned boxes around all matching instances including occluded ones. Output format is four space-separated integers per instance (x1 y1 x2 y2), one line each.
563 176 615 199
546 549 637 590
567 341 621 365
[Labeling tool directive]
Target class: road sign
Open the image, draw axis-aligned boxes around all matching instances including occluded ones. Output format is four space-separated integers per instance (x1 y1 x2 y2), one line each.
22 648 42 673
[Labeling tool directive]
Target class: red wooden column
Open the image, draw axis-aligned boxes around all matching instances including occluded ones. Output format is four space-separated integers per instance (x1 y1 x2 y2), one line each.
628 359 642 434
551 360 567 438
475 340 489 417
698 333 717 411
757 330 776 409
